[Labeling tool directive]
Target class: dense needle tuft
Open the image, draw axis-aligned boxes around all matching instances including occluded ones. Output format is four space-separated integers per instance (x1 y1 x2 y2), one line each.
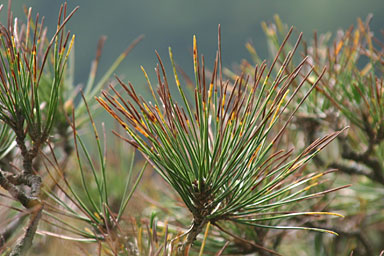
99 26 348 251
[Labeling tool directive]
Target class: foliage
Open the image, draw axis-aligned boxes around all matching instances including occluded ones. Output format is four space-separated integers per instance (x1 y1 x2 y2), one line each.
0 1 383 256
39 96 146 255
0 2 143 255
0 3 77 255
241 14 384 255
99 25 348 254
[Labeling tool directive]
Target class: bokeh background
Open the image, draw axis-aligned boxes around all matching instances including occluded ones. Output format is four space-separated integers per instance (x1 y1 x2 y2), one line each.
4 0 384 92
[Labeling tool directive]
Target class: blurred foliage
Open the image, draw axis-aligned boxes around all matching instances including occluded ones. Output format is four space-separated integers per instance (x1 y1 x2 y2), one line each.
236 14 384 255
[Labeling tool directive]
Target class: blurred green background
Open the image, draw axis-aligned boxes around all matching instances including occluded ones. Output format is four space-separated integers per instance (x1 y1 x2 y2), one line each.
4 0 384 92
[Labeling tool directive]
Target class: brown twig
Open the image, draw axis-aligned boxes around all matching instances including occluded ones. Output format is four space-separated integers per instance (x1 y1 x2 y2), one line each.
0 213 27 248
335 138 384 185
9 204 43 256
213 223 282 256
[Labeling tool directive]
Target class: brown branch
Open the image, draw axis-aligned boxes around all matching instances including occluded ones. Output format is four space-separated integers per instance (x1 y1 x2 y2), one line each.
337 139 384 184
213 223 282 256
179 219 207 253
9 204 43 256
0 213 27 248
328 162 375 180
0 170 39 208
